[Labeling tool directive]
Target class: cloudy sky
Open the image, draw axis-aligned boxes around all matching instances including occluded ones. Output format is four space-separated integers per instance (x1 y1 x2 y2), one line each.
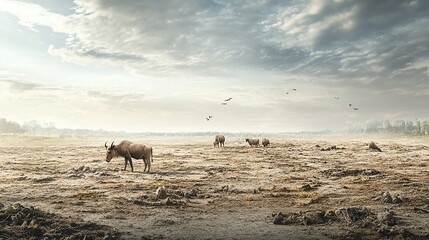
1 0 428 132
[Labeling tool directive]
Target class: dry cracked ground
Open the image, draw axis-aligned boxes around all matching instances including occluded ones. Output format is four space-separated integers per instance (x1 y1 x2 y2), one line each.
0 135 428 239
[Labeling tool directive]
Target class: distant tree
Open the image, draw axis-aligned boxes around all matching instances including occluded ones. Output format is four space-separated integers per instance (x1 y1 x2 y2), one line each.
23 120 41 136
422 120 429 135
383 119 392 132
363 120 382 133
0 118 26 134
405 121 414 133
415 119 421 135
394 120 406 134
43 122 56 136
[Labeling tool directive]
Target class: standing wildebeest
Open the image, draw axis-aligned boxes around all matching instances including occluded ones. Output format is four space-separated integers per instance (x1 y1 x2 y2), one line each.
262 138 270 148
213 135 225 147
105 140 153 172
246 138 259 147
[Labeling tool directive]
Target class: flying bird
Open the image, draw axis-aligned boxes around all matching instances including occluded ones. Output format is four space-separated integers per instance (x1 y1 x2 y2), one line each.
224 98 232 101
349 104 352 107
286 92 289 94
206 118 210 121
292 88 297 91
334 97 339 99
209 116 213 119
221 103 227 105
353 108 359 111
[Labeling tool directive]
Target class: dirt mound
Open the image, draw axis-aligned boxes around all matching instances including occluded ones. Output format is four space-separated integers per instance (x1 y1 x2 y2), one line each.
372 191 403 204
369 141 382 152
321 168 380 178
156 186 199 200
0 202 120 239
32 177 56 183
132 186 198 208
273 207 374 226
273 207 428 239
67 165 109 178
320 145 346 151
334 207 374 224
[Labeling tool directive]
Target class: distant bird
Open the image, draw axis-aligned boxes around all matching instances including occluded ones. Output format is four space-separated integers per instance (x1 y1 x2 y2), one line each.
206 118 210 121
221 103 227 105
334 97 339 99
224 98 232 101
353 108 359 111
349 104 352 107
286 92 289 94
209 116 213 119
292 88 297 91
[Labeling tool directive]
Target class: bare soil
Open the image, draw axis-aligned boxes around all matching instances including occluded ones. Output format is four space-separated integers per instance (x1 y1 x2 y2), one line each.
0 136 428 239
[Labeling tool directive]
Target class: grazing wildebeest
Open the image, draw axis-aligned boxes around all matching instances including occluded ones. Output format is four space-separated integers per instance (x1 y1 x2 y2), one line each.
105 140 153 172
262 138 270 148
246 138 259 147
213 135 225 147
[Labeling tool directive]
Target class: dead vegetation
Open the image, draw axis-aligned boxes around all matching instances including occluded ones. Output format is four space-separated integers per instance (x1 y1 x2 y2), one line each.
0 136 428 239
0 202 119 239
320 168 381 178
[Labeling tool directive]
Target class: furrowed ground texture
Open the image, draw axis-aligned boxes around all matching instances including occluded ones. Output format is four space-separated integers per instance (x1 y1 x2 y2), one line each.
0 136 428 239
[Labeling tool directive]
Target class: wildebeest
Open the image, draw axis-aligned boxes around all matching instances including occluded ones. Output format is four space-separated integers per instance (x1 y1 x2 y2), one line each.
246 138 259 147
262 138 270 147
105 140 153 172
213 135 225 147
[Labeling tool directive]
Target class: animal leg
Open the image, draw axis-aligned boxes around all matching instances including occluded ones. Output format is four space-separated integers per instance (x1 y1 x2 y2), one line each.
147 156 151 172
143 157 147 172
129 158 134 172
124 158 128 171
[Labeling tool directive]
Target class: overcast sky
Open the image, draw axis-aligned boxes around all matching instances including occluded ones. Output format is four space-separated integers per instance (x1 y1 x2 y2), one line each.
1 0 428 132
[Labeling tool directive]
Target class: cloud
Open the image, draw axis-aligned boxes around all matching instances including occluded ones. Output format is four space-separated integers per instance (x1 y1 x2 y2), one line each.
0 0 68 32
262 0 429 94
1 0 429 132
0 78 41 92
269 0 429 49
3 0 300 76
4 0 426 90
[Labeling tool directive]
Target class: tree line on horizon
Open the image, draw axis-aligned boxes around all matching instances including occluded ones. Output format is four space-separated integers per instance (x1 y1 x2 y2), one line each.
0 118 247 137
0 118 108 137
1 117 429 137
345 119 429 135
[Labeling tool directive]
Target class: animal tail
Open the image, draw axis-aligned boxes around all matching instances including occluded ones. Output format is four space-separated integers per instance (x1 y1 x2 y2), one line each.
151 147 153 162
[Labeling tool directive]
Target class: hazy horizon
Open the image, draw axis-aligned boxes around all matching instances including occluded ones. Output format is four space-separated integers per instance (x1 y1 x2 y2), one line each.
1 1 429 132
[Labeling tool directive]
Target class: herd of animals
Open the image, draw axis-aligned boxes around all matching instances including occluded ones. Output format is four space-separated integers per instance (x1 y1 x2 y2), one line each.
104 137 384 174
105 93 364 172
104 135 270 173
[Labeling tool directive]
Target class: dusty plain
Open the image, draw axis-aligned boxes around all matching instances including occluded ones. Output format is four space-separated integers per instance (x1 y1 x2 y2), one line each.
0 135 428 239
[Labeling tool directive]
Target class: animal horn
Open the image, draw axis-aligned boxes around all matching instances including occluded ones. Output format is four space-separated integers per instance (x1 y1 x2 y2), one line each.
111 141 115 148
104 141 108 149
